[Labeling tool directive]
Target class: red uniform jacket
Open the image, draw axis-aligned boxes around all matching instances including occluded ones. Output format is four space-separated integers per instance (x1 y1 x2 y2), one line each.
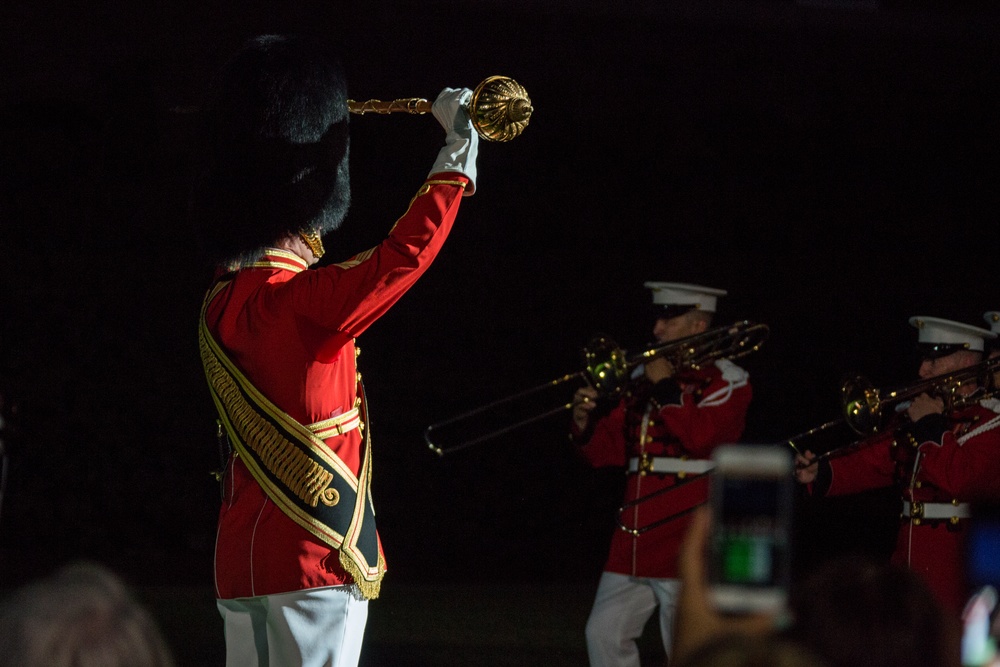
821 401 1000 613
205 174 469 599
573 360 752 578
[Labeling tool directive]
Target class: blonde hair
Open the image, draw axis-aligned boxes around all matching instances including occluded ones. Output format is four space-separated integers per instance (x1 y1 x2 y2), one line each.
677 634 828 667
0 561 175 667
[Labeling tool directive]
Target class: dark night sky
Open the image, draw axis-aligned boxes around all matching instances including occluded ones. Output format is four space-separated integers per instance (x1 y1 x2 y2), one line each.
1 1 999 588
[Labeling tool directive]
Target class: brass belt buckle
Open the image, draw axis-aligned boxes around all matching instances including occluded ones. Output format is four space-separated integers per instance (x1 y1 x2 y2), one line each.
638 453 653 476
910 501 924 522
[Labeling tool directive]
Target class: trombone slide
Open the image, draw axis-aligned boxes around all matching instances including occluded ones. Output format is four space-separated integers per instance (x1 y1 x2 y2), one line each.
616 470 713 536
423 371 583 457
423 320 769 457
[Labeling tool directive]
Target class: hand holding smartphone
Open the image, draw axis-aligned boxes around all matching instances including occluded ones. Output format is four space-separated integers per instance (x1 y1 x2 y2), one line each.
707 444 794 615
672 499 781 662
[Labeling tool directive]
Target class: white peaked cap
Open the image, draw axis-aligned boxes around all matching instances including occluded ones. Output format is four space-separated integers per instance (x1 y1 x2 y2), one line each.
644 282 727 313
984 311 1000 334
908 315 997 352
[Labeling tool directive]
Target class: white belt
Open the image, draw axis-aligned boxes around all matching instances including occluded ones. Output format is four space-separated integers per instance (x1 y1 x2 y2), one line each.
902 500 971 521
308 408 362 439
627 456 715 475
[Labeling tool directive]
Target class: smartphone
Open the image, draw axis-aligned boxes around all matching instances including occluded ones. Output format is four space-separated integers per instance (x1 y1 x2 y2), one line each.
707 443 794 614
966 503 1000 591
961 504 1000 666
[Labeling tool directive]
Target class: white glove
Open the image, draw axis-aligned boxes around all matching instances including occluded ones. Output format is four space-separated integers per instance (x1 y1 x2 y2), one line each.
428 87 478 196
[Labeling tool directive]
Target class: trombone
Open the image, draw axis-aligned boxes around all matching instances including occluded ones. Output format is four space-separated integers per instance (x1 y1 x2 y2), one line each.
841 355 1000 436
790 355 1000 468
424 321 770 457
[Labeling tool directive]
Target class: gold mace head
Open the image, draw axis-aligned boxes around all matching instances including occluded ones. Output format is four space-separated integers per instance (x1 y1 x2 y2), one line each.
469 76 533 143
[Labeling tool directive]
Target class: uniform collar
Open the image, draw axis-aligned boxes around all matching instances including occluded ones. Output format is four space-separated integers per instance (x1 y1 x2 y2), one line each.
249 248 309 273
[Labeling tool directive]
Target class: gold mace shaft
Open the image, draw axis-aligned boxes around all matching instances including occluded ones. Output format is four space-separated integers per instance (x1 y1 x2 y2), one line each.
347 75 532 142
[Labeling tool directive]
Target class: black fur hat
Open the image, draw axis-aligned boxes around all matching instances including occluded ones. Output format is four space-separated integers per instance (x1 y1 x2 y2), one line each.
190 34 351 267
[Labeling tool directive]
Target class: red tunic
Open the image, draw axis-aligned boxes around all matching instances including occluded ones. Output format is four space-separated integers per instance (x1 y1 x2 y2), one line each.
574 360 752 578
823 401 1000 613
205 174 469 599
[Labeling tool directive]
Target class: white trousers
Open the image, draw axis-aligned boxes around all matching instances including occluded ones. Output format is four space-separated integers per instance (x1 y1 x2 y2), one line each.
585 571 681 667
217 585 369 667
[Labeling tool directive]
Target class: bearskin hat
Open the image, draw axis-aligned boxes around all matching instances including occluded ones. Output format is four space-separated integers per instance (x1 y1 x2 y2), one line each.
190 34 351 267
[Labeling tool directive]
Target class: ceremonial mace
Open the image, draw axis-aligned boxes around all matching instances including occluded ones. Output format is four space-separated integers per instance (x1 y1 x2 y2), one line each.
348 75 533 142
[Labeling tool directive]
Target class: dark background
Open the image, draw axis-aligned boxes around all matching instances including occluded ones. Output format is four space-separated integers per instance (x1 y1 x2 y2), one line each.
1 0 998 597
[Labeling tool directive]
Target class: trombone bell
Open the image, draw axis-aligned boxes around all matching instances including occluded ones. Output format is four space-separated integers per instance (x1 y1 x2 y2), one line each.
841 375 883 436
583 336 631 399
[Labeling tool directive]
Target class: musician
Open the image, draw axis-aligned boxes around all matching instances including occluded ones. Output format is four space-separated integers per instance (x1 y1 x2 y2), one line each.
796 316 1000 615
571 282 753 667
190 35 478 666
983 310 1000 359
984 311 1000 384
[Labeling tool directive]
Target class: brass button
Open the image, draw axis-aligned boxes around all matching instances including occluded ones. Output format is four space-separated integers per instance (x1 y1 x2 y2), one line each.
638 454 653 476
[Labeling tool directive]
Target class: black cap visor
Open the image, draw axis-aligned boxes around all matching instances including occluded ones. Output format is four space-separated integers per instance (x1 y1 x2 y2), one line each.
917 342 970 360
649 303 698 323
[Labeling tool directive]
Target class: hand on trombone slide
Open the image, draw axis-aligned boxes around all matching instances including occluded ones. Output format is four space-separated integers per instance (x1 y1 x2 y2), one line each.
790 438 868 484
793 450 819 484
571 386 600 431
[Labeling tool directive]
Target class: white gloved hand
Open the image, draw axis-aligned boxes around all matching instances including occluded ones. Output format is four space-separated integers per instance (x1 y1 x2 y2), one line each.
428 87 478 195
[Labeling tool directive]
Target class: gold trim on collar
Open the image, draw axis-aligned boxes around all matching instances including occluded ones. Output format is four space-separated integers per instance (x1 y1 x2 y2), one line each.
249 249 308 273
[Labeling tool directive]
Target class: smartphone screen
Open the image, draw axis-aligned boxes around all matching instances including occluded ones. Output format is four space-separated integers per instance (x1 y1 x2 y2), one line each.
708 444 794 614
966 503 1000 591
961 504 1000 666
